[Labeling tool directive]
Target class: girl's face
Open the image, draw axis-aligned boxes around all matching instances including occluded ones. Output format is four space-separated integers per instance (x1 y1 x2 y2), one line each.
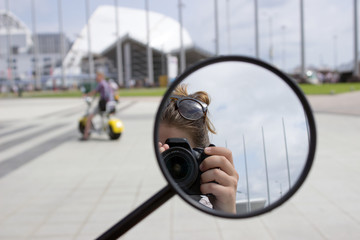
159 122 195 148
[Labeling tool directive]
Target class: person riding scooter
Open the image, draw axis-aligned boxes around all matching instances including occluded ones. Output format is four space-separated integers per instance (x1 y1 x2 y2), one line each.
82 71 115 140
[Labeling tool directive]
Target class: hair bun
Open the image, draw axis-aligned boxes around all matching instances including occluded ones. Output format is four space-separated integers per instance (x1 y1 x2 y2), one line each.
172 84 216 135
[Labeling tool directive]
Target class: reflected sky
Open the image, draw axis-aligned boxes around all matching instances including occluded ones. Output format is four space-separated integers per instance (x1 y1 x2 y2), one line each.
182 62 309 206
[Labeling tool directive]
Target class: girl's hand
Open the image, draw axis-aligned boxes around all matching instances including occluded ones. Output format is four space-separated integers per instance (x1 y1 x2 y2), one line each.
158 142 169 153
199 146 239 214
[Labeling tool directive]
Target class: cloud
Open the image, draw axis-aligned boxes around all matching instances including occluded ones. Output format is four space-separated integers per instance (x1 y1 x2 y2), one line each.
182 59 310 204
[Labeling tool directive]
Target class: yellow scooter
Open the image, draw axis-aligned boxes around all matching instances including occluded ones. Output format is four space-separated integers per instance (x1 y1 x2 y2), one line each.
79 97 124 140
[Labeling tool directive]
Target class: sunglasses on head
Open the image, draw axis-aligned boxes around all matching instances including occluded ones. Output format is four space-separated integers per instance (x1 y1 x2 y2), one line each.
168 95 208 121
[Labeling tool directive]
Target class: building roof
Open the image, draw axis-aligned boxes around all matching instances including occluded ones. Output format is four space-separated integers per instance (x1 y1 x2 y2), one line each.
63 5 193 74
0 10 32 35
0 10 33 52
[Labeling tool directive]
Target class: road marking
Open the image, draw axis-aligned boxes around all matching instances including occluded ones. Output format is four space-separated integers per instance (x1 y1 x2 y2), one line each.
0 125 37 138
0 128 77 179
0 123 67 152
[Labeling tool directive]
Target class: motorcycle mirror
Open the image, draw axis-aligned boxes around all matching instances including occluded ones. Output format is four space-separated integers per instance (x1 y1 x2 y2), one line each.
154 55 316 218
97 56 316 239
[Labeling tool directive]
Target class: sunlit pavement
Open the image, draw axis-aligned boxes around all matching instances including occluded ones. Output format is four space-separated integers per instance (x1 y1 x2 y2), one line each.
0 93 359 240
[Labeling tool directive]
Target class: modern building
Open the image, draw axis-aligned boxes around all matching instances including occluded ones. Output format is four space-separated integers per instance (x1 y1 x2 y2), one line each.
100 35 213 87
1 5 212 90
63 5 213 88
0 10 71 90
0 10 33 83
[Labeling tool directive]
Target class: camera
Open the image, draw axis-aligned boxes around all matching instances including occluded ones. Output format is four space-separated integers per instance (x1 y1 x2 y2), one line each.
161 138 210 195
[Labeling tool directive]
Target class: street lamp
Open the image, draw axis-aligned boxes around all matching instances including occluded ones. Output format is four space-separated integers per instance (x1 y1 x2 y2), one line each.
31 0 41 90
85 0 95 82
114 0 124 87
300 0 306 79
333 34 338 72
254 0 259 58
354 0 359 76
214 0 219 55
5 0 13 86
281 25 287 72
178 0 186 73
58 0 66 88
226 0 232 54
145 0 154 86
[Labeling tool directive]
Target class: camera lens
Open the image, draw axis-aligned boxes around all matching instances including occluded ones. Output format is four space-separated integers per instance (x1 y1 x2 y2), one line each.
162 147 198 189
166 156 189 180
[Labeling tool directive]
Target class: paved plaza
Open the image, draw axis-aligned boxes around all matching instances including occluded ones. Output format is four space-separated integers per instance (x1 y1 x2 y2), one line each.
0 92 360 239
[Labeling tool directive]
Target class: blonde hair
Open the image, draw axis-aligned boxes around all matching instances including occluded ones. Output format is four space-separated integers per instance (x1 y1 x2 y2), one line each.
161 84 216 147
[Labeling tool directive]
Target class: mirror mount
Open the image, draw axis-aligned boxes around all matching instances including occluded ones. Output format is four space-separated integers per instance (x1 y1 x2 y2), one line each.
96 185 175 240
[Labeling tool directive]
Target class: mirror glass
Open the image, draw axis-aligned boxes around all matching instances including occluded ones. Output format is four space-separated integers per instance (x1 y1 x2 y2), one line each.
155 58 314 217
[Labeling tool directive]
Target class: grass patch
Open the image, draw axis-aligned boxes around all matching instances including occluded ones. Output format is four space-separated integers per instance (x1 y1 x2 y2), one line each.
0 90 82 98
2 84 359 98
299 83 360 95
0 87 168 98
118 87 167 97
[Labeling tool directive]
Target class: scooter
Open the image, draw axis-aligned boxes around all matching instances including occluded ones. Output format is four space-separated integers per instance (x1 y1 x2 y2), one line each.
79 96 124 140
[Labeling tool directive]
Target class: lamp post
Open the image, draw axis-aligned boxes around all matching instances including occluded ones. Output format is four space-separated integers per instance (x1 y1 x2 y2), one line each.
145 0 154 86
114 0 124 87
254 0 259 58
214 0 219 55
300 0 306 79
226 0 232 54
85 0 95 82
354 0 359 76
178 0 186 73
5 0 13 86
281 25 287 72
269 16 273 64
333 34 338 72
31 0 41 90
58 0 65 88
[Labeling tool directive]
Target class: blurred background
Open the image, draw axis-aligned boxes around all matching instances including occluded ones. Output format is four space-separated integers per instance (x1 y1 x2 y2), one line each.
1 1 360 239
1 0 360 96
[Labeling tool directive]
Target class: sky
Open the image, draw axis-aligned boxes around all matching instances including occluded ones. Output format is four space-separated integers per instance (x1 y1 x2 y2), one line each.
0 0 358 73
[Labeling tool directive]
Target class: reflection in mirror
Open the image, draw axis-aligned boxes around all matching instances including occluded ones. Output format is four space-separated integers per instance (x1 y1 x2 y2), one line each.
157 61 310 216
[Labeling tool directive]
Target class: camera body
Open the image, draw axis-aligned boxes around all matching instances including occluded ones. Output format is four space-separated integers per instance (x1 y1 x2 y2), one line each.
161 138 210 195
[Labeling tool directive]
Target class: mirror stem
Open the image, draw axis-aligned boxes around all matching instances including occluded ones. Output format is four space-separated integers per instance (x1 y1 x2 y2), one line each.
96 185 175 240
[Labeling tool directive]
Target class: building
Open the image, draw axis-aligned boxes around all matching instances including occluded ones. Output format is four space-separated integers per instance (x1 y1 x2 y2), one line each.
0 10 33 83
63 5 212 88
1 6 212 90
0 10 71 90
100 35 213 87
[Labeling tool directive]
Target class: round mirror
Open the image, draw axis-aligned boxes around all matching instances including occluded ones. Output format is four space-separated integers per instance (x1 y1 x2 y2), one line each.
154 56 316 218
